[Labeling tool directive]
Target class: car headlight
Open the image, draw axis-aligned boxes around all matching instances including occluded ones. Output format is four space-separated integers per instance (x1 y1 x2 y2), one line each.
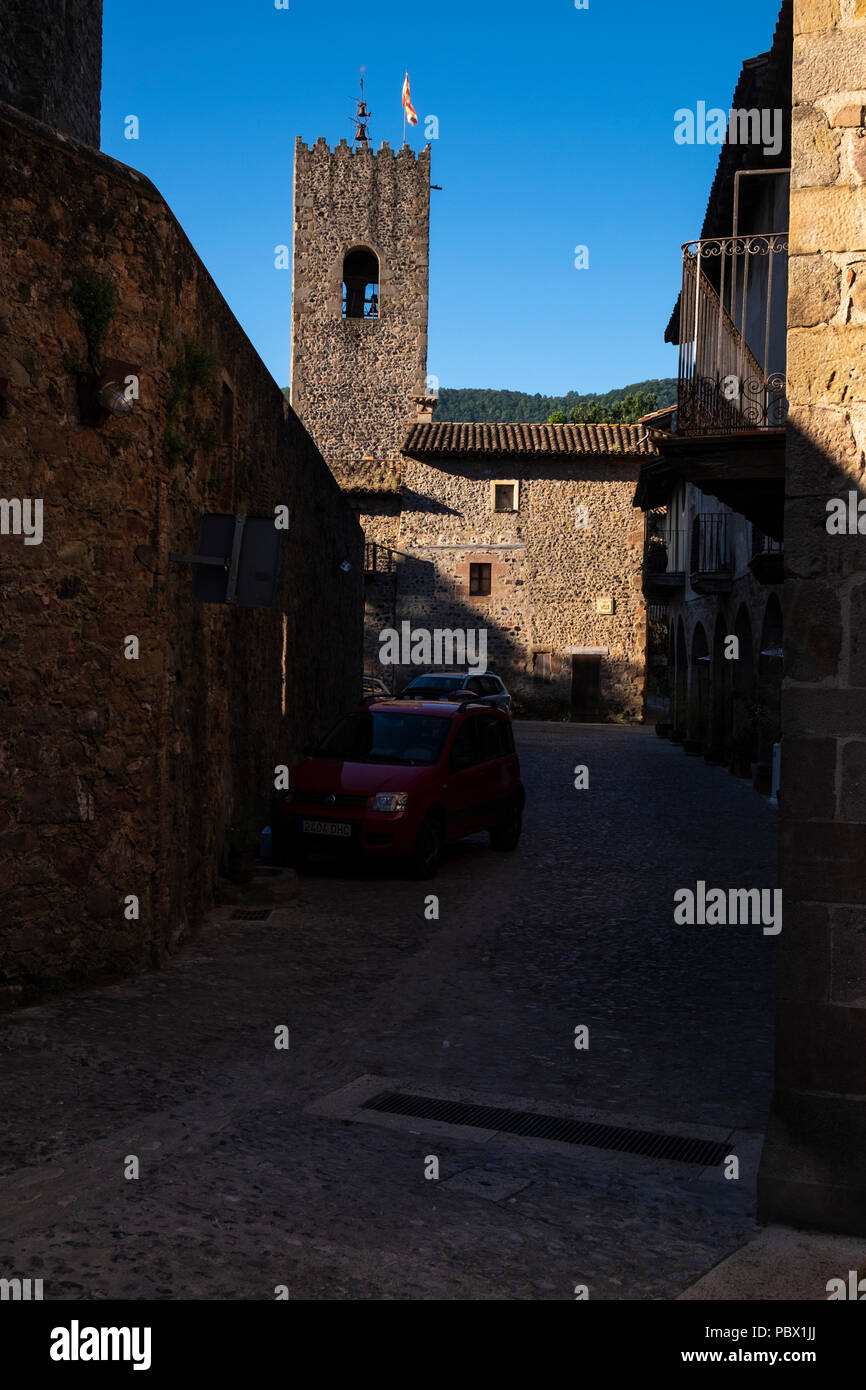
370 792 409 814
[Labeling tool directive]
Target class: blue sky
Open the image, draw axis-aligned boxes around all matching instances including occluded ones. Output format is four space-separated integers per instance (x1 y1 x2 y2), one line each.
101 0 783 397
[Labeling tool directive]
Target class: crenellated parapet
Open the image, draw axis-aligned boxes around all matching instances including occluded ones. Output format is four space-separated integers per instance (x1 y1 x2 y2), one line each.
295 135 431 163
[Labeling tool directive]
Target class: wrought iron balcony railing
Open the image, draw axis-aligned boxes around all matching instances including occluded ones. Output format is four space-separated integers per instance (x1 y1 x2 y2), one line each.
364 542 396 579
642 526 687 599
677 233 788 435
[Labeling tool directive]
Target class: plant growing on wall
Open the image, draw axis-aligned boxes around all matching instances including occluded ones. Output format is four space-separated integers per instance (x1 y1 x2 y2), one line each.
648 617 669 651
164 340 218 468
643 535 668 575
70 270 117 373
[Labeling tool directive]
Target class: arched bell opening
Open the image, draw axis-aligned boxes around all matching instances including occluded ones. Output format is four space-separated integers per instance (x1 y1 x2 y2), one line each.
342 247 379 320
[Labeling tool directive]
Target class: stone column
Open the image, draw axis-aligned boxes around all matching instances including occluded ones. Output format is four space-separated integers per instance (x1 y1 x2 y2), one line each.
758 0 866 1233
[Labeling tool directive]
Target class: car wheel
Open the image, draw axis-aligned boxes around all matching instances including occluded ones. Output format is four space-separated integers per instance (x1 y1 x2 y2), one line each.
490 799 522 851
409 813 444 879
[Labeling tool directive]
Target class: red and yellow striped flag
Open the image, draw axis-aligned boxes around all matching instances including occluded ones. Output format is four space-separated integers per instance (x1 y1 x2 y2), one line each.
402 72 418 126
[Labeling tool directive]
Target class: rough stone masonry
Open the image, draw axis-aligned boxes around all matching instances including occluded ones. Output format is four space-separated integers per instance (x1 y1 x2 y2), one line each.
0 101 363 1004
758 0 866 1235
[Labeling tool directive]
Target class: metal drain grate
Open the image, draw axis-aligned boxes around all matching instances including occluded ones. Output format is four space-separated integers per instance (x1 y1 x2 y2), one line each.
361 1091 728 1167
230 909 273 922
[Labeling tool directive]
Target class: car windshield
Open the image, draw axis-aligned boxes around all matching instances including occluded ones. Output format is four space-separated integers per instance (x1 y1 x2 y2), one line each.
314 711 451 766
405 675 462 690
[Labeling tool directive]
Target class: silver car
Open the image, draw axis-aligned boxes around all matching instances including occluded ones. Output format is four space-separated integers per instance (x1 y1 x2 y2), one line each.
399 671 512 713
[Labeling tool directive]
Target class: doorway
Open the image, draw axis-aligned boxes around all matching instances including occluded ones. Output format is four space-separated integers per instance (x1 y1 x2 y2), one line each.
571 655 603 721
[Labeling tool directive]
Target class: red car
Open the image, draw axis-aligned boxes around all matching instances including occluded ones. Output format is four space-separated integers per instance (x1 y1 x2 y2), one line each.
271 699 524 878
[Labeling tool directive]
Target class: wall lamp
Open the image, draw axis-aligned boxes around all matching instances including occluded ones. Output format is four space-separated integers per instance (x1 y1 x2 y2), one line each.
77 359 140 427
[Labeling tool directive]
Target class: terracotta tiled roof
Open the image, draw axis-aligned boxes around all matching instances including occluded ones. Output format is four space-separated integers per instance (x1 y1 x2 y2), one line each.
402 421 656 458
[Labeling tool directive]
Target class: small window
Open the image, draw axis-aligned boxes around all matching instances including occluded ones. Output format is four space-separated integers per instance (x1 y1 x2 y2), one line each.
469 563 492 596
493 481 518 512
533 651 551 682
342 247 379 320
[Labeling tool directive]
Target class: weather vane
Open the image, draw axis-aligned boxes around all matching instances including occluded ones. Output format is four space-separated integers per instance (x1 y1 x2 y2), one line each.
352 66 371 147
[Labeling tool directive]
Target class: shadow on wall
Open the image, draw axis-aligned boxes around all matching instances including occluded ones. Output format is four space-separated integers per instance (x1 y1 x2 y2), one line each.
0 105 364 1006
756 416 866 1236
400 487 462 518
361 565 644 722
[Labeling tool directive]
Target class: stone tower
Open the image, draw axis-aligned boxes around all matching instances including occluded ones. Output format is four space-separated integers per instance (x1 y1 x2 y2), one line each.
0 0 103 146
290 135 431 490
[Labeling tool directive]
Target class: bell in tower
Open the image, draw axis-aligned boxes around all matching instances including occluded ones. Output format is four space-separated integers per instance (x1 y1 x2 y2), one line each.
352 67 371 149
342 247 379 320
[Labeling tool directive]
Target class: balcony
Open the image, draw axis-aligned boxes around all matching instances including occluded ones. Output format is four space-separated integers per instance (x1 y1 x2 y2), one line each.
677 233 788 436
690 514 732 594
364 541 396 582
749 527 784 585
642 526 687 601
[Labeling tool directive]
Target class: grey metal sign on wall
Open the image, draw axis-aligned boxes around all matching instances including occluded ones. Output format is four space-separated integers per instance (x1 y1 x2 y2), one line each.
170 515 283 607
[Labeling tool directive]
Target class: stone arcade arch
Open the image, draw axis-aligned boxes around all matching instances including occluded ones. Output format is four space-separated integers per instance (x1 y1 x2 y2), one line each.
756 593 783 766
690 622 710 748
674 617 688 737
731 604 756 776
709 613 732 763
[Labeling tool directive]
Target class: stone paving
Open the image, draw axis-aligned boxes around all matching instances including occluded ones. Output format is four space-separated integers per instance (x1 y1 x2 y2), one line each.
0 723 780 1300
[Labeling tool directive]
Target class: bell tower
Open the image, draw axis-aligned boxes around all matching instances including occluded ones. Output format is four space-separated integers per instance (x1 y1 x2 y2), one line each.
290 104 431 491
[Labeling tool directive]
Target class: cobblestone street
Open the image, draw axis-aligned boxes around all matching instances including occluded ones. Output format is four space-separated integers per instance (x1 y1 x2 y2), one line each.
0 723 779 1300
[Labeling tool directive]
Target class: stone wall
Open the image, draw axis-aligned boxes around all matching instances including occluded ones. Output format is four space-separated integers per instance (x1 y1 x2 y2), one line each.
0 0 103 146
380 456 646 717
352 492 402 680
757 0 866 1233
290 139 431 490
0 103 363 1005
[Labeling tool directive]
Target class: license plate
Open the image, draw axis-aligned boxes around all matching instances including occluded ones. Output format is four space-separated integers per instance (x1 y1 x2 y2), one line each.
301 819 352 839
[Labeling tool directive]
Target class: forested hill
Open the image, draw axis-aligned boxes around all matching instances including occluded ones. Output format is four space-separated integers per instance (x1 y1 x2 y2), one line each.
434 379 677 423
